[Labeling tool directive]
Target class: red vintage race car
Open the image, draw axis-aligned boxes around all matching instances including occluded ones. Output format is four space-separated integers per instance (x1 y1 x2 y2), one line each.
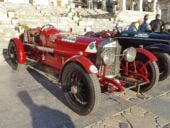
8 24 159 115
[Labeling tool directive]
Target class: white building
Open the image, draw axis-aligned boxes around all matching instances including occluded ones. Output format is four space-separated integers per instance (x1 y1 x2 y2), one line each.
3 0 29 4
112 0 159 13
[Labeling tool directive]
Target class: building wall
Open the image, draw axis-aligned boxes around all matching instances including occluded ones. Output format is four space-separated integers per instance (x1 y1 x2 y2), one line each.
4 0 29 3
35 0 70 7
33 0 49 5
3 0 70 6
158 0 170 22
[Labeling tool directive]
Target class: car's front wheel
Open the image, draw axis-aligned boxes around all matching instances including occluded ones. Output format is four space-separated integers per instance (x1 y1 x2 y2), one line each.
61 63 101 115
133 53 159 93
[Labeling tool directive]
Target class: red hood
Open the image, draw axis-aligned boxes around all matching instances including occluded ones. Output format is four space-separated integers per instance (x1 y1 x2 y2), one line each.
41 27 105 46
76 35 105 47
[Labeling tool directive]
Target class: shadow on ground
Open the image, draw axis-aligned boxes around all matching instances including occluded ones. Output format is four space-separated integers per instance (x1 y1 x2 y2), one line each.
26 67 67 107
18 90 75 128
3 48 68 109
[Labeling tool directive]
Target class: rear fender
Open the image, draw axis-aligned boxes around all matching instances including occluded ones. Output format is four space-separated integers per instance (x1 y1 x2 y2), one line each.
10 38 26 64
144 44 170 53
136 48 157 61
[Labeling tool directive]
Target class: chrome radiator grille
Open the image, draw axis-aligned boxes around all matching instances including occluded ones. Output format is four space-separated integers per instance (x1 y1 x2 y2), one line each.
96 43 121 78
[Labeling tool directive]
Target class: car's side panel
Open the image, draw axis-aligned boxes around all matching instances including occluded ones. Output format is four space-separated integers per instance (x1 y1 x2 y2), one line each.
10 38 26 64
43 37 88 70
118 31 170 48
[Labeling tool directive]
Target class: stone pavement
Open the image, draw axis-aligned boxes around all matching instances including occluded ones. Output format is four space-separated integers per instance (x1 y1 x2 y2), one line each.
0 59 169 128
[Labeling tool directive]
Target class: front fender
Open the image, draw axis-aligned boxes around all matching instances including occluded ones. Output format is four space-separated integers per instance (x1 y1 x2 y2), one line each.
62 55 98 74
144 44 170 53
10 38 26 64
136 48 157 61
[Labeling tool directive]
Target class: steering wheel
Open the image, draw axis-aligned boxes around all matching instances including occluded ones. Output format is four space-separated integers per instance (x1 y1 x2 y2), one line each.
41 24 55 31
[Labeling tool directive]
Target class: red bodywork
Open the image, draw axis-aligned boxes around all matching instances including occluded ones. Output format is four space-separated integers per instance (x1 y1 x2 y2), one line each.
10 26 157 92
10 38 26 64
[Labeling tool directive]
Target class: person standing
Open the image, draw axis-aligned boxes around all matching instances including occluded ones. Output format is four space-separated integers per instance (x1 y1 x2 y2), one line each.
128 19 143 32
150 14 165 32
138 14 151 32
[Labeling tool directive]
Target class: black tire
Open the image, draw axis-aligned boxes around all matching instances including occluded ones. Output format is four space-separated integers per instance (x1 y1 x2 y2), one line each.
61 63 101 115
154 53 170 81
134 53 159 93
8 41 22 70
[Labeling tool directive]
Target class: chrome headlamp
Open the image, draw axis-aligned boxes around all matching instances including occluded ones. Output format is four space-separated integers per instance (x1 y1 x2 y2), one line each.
101 40 117 65
123 47 137 62
101 48 115 65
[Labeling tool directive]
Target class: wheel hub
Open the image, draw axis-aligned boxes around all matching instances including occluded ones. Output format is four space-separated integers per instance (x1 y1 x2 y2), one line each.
10 53 14 58
70 86 78 94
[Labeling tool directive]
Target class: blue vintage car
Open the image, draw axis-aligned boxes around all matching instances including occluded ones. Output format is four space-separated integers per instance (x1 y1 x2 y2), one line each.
117 31 170 81
118 31 170 52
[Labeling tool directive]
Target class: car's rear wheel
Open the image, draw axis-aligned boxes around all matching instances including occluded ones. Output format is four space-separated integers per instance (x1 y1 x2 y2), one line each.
62 63 101 115
8 41 21 70
154 53 170 81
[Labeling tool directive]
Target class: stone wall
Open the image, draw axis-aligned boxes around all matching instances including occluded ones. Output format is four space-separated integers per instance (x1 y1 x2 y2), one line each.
3 0 71 7
4 0 29 4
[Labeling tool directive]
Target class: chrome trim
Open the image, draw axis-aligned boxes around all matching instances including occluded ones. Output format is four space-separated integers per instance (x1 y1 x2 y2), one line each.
24 43 54 53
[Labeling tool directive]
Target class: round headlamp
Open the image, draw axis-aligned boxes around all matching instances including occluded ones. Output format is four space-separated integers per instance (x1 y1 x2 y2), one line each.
101 48 115 65
123 47 137 62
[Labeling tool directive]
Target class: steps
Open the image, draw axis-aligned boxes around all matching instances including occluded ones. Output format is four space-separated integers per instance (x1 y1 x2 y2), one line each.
0 4 7 18
0 3 156 64
0 4 25 63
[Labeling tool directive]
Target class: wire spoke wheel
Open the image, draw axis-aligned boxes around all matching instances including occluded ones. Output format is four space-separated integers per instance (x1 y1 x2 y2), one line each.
8 42 19 69
62 63 101 115
134 61 150 83
67 71 89 106
133 54 159 93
